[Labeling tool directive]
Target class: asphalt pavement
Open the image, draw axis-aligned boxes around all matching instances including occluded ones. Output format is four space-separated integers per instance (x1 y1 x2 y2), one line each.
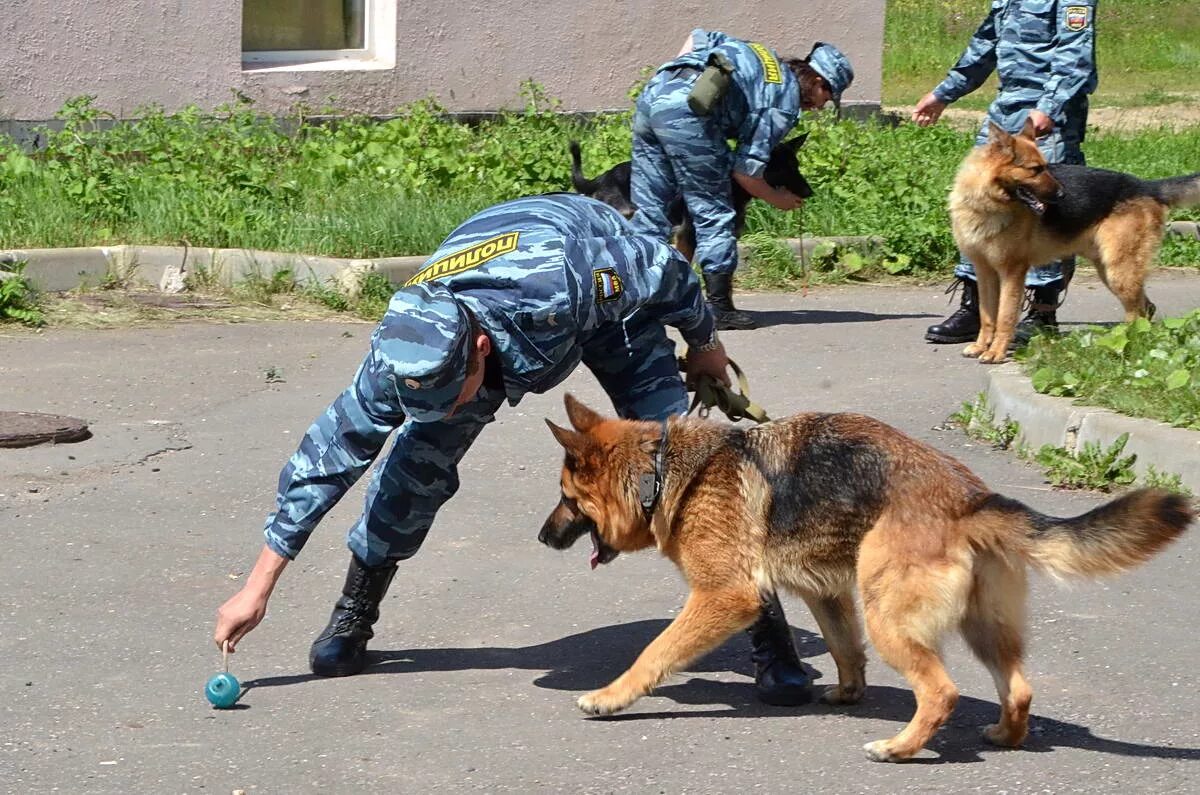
2 271 1198 794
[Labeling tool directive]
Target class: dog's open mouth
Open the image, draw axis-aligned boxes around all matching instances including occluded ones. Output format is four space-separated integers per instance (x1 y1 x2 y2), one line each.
589 526 620 569
1014 186 1047 216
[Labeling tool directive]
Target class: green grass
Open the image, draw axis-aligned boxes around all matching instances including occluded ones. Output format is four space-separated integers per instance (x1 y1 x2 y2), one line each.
1018 310 1200 430
0 93 1197 280
884 0 1200 108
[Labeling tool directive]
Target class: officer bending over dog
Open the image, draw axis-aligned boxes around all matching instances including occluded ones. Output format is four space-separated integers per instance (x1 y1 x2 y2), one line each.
631 29 854 331
213 192 817 706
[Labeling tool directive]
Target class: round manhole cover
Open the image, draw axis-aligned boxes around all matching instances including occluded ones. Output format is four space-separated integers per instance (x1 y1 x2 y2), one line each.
0 411 91 448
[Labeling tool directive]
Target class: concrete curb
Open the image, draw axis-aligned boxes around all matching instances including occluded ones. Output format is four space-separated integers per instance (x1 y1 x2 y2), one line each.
984 362 1200 493
2 235 884 294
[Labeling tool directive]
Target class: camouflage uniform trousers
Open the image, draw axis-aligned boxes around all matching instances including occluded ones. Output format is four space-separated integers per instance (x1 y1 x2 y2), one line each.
629 68 739 276
955 95 1089 288
347 318 688 566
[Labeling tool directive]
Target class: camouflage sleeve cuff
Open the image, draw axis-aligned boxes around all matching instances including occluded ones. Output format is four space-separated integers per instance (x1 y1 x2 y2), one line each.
932 81 961 104
679 307 718 350
264 525 301 561
733 153 767 178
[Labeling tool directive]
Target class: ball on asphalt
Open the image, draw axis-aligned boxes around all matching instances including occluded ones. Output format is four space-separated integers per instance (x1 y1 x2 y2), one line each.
205 672 241 709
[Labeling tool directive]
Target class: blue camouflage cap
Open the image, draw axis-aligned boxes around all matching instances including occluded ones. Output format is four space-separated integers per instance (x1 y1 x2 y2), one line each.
375 283 473 423
807 42 854 104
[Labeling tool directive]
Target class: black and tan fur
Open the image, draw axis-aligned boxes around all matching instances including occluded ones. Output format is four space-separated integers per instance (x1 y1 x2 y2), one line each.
539 395 1193 762
950 119 1200 363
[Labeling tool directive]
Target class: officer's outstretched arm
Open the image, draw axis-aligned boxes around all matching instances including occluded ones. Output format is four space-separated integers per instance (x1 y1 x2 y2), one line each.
262 350 404 562
932 7 1000 104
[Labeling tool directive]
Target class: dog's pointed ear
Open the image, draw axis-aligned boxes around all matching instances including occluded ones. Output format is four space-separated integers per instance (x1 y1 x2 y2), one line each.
564 393 604 432
784 133 808 151
987 122 1013 148
1019 117 1038 140
545 418 586 453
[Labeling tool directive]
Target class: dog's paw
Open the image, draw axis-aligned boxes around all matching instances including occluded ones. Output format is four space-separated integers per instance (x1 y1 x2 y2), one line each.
981 723 1025 748
961 343 986 359
577 687 635 716
863 739 906 763
978 349 1008 364
820 683 865 706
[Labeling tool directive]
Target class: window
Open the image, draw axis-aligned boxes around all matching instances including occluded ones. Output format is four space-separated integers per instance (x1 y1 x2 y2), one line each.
242 0 396 72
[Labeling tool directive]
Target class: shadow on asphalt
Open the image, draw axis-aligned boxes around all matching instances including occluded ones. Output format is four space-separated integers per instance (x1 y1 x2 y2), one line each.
746 308 939 328
243 617 1200 764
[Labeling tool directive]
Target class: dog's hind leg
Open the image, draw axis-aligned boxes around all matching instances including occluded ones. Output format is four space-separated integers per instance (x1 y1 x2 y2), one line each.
960 552 1033 749
799 589 867 705
576 587 761 716
858 529 969 762
1093 202 1166 322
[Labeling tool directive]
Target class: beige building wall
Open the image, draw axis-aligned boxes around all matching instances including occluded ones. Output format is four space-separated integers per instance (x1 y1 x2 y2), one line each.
0 1 883 120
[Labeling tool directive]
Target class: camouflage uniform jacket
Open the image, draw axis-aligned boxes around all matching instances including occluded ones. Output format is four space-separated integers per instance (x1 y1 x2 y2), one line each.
667 29 802 178
932 0 1098 122
262 194 715 560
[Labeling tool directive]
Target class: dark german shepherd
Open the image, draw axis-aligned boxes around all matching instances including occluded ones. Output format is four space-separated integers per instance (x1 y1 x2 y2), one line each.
951 120 1200 363
539 395 1193 762
568 136 813 261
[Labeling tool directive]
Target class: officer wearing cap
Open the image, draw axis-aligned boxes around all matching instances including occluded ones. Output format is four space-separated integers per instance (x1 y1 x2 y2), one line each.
214 192 821 693
914 0 1097 346
630 30 854 331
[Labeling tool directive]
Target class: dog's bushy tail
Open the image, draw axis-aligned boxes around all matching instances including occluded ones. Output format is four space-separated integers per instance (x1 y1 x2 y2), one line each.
1150 173 1200 208
976 490 1193 578
568 141 601 195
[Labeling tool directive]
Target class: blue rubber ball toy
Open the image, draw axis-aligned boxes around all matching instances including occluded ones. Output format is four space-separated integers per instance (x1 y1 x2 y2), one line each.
205 672 241 709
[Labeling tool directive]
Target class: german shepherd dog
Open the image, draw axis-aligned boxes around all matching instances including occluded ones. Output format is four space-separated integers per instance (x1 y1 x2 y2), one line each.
568 136 813 261
538 395 1193 762
950 119 1200 363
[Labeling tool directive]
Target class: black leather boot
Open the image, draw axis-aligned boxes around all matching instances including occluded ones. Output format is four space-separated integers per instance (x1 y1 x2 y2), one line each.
1013 281 1062 345
309 555 398 677
925 276 979 343
747 591 814 706
703 272 756 331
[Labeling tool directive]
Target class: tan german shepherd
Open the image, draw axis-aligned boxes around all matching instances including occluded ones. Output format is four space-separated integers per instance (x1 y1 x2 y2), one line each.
949 119 1200 363
538 395 1193 762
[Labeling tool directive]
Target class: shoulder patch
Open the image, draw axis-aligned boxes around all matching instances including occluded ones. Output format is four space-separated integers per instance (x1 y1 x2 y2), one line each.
1065 6 1090 31
593 268 623 303
748 42 783 85
406 232 520 286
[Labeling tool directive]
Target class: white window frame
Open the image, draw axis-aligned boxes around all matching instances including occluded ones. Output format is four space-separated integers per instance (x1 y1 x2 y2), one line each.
242 0 396 73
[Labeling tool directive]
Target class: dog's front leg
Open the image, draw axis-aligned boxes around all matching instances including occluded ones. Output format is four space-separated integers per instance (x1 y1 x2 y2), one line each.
964 264 1000 358
980 269 1026 363
577 588 760 716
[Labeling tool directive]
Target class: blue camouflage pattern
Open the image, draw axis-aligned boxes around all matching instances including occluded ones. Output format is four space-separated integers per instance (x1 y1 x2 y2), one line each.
935 0 1096 286
263 193 711 565
629 29 801 276
807 42 855 103
376 283 473 423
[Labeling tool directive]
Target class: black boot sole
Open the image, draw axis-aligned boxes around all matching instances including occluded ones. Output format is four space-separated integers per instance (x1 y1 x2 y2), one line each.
924 330 978 344
309 656 368 677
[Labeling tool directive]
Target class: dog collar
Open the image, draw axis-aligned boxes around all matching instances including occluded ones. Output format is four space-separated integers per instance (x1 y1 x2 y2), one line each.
638 418 669 516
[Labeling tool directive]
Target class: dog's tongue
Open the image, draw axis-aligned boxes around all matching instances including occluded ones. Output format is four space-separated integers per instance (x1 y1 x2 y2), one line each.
589 532 600 570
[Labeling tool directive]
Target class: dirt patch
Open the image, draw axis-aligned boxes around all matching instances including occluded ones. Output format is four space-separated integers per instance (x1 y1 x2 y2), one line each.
884 100 1200 132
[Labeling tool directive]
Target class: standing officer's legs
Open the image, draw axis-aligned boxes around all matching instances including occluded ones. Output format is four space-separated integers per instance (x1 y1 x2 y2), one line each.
582 322 814 705
310 385 506 677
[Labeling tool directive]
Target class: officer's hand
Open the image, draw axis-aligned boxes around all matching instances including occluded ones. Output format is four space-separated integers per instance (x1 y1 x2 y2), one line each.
912 92 947 127
685 342 732 388
768 189 805 212
1027 110 1054 136
214 586 270 653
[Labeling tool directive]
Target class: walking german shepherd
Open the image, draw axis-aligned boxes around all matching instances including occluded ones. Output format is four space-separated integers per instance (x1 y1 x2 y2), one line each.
568 136 813 261
538 395 1193 762
950 119 1200 363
